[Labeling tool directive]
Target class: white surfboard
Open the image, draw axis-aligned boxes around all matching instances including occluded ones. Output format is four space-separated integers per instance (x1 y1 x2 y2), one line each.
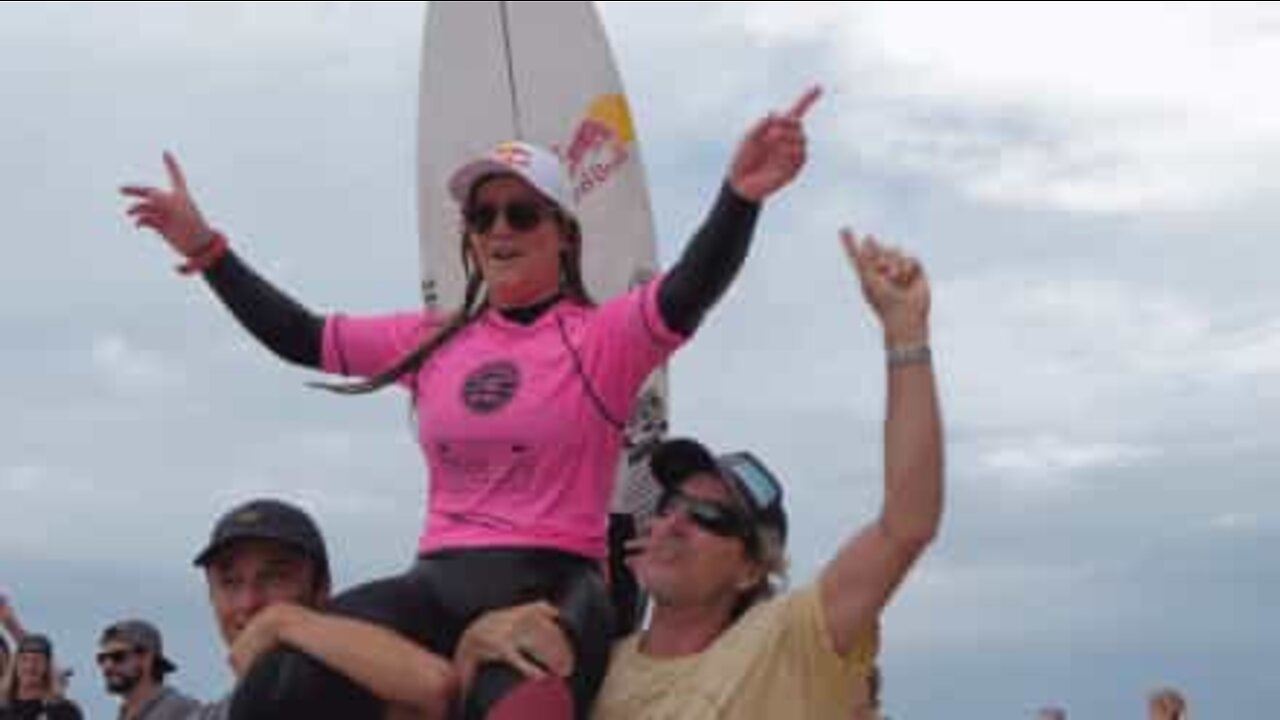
417 1 666 518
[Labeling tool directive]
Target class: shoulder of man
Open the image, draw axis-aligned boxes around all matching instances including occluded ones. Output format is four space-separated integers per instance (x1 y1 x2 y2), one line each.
720 583 877 665
182 696 230 720
726 585 809 636
146 687 203 718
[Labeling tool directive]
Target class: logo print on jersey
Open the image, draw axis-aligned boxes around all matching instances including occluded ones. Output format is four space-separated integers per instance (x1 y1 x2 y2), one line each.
461 360 521 414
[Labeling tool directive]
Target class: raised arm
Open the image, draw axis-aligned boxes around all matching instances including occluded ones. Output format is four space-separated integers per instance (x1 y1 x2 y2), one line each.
122 152 325 368
819 229 944 656
657 86 821 335
0 592 25 641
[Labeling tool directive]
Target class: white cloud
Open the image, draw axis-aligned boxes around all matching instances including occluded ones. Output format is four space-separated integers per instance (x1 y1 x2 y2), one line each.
0 2 407 56
733 1 1280 212
1018 278 1208 357
0 463 111 555
887 558 1111 648
980 434 1158 481
1211 320 1280 378
2 464 59 494
1211 512 1261 531
90 334 184 395
936 272 1280 438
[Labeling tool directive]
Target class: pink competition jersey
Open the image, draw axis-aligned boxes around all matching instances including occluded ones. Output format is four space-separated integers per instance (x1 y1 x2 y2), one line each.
321 277 684 559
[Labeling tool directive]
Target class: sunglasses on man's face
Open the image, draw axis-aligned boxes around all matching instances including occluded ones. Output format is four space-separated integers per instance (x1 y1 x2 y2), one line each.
655 491 751 539
95 648 141 667
464 200 552 235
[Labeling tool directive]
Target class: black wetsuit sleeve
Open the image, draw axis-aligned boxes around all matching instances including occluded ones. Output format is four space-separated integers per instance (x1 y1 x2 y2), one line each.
202 250 325 369
656 181 761 336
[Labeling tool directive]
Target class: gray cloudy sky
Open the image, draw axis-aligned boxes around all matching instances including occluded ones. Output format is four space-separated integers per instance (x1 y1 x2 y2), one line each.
2 2 1277 718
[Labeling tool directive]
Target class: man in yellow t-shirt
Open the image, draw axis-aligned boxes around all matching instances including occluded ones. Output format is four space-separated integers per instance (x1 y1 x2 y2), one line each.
590 436 884 720
457 229 943 719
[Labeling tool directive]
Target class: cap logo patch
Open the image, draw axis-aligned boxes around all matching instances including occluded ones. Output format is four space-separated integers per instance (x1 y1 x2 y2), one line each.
493 142 532 168
234 510 263 525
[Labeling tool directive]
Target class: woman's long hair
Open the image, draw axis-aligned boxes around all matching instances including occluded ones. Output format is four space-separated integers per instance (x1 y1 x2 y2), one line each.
1 651 52 704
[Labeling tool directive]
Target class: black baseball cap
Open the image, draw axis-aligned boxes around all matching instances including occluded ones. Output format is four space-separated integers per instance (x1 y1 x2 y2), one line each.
649 438 788 544
99 620 176 674
193 498 330 580
16 633 52 658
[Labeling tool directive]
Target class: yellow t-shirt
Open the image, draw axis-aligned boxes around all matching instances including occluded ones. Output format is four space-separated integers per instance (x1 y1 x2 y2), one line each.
593 585 879 719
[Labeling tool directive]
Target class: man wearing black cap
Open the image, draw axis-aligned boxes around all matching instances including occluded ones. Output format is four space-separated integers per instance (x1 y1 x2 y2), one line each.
458 229 943 718
0 634 83 720
187 497 456 720
97 619 199 720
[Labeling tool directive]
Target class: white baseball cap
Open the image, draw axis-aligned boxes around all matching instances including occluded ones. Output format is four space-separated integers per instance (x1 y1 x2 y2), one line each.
448 140 576 216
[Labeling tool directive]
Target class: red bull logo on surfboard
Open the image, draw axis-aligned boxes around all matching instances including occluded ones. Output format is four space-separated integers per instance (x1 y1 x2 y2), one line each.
560 94 635 202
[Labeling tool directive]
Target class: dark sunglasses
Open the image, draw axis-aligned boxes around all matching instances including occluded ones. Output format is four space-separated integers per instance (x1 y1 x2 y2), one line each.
95 648 141 666
464 200 552 235
655 491 751 539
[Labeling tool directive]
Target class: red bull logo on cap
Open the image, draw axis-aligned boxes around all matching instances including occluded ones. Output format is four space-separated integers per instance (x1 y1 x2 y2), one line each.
492 142 533 169
562 94 635 202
